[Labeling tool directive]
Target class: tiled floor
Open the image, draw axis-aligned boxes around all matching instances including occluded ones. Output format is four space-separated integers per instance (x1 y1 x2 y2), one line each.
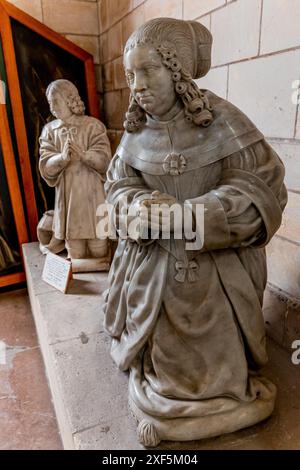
0 288 62 450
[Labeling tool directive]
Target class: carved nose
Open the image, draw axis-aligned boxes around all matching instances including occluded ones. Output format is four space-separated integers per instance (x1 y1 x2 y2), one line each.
134 82 147 93
134 73 147 92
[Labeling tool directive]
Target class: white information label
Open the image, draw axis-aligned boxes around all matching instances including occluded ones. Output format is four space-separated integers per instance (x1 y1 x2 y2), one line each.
42 253 72 293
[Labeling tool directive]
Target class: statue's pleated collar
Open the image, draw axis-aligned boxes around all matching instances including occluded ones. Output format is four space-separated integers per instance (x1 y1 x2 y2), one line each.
117 91 264 176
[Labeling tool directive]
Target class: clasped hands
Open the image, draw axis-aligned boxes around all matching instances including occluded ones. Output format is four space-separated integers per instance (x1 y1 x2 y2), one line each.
61 139 84 163
129 190 183 235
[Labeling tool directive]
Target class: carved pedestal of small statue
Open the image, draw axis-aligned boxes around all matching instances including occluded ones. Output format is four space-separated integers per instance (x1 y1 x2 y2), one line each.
103 18 287 447
38 79 111 272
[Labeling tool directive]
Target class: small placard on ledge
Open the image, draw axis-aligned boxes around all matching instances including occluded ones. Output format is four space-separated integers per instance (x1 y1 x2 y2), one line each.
42 252 72 293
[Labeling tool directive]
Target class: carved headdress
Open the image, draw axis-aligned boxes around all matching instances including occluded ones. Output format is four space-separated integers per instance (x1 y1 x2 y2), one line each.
123 18 213 132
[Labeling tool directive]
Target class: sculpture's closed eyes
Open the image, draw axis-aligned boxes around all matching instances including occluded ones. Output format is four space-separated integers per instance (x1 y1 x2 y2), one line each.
103 18 287 447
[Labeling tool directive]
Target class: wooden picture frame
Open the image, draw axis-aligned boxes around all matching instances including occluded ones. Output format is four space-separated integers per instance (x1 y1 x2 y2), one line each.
0 0 99 241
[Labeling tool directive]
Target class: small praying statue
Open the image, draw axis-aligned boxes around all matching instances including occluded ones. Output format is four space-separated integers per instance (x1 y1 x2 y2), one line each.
38 79 111 272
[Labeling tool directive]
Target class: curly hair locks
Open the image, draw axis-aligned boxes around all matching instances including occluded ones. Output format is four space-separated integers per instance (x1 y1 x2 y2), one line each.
46 79 85 116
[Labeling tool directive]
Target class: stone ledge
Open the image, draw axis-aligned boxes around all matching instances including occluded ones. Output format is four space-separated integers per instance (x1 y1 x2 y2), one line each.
263 283 300 350
22 242 142 450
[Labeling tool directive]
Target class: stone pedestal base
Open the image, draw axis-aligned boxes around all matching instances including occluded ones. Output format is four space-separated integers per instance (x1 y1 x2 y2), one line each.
71 258 110 273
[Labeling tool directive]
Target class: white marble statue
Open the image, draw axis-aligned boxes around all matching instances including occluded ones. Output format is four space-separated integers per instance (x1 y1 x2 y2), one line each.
38 79 111 272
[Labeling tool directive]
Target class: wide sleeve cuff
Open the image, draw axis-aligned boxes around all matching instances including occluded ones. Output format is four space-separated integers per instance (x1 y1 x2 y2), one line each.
220 168 283 246
185 191 231 251
39 153 67 186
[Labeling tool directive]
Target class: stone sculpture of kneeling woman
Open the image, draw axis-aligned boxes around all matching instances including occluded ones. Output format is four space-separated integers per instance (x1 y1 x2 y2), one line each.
103 18 287 446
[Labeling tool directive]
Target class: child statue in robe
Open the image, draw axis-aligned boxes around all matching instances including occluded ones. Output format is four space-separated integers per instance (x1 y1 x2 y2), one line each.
39 79 111 272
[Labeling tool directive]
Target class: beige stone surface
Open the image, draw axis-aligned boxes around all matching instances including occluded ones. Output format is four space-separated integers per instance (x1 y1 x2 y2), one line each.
285 303 300 350
104 90 124 129
114 57 128 90
267 236 300 300
264 284 300 351
103 61 114 91
65 34 100 63
263 288 286 346
99 93 105 121
7 0 43 21
296 112 300 139
51 333 129 434
23 245 57 297
196 14 211 31
100 32 109 63
133 0 145 7
99 0 133 34
122 4 145 44
211 0 261 66
228 50 300 139
260 0 300 55
107 21 123 61
42 0 99 35
277 191 300 245
196 65 228 99
74 414 144 450
184 0 225 20
144 0 183 21
106 0 132 28
37 279 108 345
98 0 109 33
268 140 300 192
94 64 103 93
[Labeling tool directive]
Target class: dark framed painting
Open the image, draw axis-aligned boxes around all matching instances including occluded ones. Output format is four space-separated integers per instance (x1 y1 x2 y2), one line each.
0 97 28 287
0 0 99 241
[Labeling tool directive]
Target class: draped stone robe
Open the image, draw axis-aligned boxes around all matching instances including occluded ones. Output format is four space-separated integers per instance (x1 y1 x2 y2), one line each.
103 91 287 424
39 115 111 240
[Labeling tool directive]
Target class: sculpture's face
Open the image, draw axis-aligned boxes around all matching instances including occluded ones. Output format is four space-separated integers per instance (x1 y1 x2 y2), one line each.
47 89 73 120
124 45 178 119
